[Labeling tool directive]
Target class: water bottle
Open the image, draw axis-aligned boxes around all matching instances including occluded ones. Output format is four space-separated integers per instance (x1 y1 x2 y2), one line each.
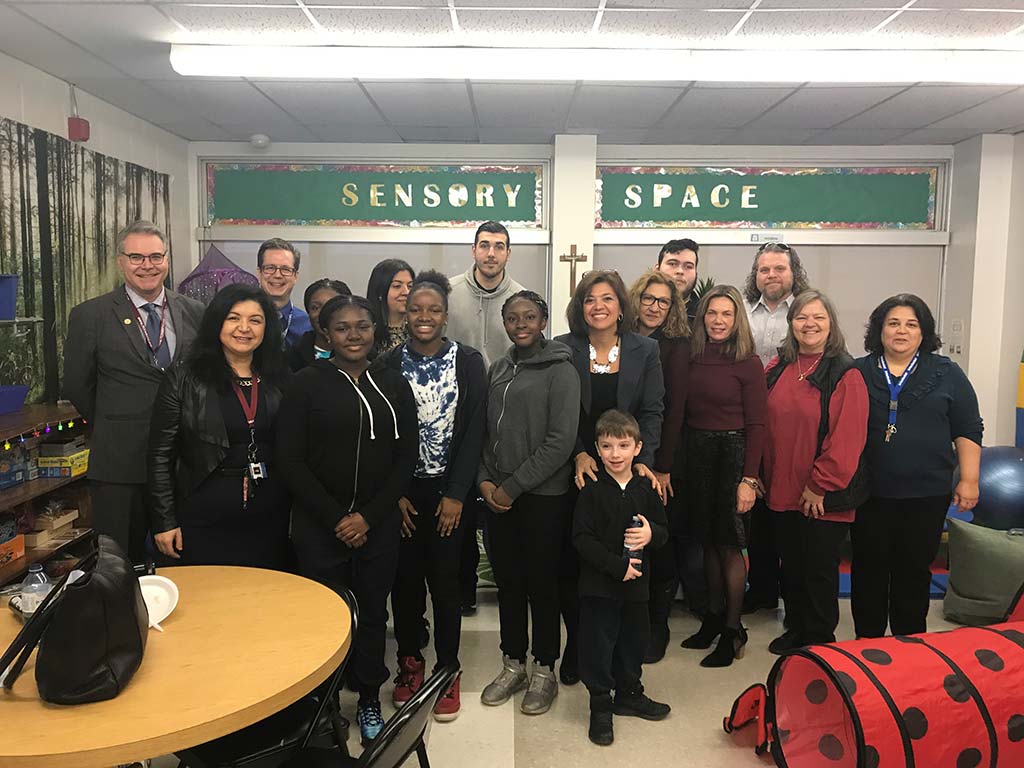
623 515 644 574
20 564 52 616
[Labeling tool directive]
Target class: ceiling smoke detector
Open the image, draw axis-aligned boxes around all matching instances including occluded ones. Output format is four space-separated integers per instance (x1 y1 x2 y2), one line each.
250 133 271 149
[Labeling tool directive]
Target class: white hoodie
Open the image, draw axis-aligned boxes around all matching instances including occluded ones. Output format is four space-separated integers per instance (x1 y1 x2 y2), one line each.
446 266 525 368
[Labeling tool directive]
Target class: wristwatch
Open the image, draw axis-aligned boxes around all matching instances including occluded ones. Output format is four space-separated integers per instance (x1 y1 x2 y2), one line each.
740 477 760 491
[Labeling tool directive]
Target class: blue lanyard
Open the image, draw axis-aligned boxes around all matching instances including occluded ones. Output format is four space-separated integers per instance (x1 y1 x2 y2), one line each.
878 351 919 443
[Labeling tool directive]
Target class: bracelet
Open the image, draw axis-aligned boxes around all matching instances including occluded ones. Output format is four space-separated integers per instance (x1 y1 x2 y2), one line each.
740 478 759 491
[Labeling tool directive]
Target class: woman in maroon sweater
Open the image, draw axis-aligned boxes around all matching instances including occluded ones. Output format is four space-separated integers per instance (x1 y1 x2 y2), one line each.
762 290 868 654
679 285 766 668
628 269 691 662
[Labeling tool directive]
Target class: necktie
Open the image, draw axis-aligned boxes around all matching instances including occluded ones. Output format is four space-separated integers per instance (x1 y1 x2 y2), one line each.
143 303 172 369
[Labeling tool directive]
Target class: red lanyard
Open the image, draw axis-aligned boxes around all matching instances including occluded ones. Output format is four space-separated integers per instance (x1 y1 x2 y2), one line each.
129 294 167 358
231 379 260 428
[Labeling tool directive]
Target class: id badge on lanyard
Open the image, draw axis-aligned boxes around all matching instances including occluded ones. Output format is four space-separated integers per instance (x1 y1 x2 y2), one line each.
231 379 267 506
879 352 919 444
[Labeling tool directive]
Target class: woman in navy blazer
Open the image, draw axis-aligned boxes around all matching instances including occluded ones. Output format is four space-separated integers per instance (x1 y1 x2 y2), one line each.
553 269 665 686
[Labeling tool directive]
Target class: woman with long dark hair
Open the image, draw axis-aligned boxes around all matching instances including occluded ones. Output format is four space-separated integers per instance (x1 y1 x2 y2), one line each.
287 278 351 371
276 293 419 745
851 293 982 638
148 284 291 569
366 259 415 356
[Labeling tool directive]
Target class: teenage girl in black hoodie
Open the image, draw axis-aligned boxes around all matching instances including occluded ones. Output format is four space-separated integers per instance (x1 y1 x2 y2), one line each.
276 293 419 745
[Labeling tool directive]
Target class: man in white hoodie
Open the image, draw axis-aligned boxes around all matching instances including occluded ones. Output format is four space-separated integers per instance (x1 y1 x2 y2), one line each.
447 221 525 369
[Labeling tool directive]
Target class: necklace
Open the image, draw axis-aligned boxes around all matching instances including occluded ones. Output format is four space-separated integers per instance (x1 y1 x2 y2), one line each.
234 375 261 387
796 353 824 381
589 339 620 375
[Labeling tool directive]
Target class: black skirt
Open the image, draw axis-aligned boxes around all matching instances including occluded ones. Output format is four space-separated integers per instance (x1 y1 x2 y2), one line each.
684 428 749 548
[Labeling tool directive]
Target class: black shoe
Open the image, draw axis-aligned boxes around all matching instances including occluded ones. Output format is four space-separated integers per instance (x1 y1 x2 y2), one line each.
681 612 723 649
742 593 779 614
559 661 580 686
461 604 477 617
768 630 804 656
644 621 670 664
700 625 748 668
588 699 614 746
612 689 671 721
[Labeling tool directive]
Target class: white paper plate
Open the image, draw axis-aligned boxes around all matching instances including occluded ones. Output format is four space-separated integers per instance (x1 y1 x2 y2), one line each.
138 574 178 628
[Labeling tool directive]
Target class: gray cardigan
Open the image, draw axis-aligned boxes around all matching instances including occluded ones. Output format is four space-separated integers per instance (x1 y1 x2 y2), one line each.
478 338 581 500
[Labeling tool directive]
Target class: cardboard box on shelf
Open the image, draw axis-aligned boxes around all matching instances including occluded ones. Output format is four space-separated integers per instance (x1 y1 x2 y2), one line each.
35 509 78 531
0 533 25 566
0 462 27 490
38 437 86 457
36 449 89 469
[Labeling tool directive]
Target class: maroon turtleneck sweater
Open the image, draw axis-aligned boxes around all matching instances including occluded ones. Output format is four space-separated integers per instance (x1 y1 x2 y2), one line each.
685 341 767 477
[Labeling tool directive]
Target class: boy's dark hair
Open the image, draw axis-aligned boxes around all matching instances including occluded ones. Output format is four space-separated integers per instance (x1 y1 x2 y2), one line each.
594 409 641 444
658 238 699 267
474 220 510 247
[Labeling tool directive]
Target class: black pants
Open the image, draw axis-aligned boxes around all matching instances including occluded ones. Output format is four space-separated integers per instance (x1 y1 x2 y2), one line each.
776 511 848 644
459 496 483 607
579 596 648 697
89 481 149 564
488 493 568 667
559 488 580 670
393 477 464 670
746 499 782 605
292 509 401 702
851 495 950 638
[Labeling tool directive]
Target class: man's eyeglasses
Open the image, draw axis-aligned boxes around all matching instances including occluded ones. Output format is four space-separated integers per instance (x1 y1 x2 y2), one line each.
122 252 166 266
260 264 297 277
639 293 672 311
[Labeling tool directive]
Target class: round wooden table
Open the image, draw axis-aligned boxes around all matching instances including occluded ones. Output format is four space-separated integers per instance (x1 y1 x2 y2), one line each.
0 565 351 768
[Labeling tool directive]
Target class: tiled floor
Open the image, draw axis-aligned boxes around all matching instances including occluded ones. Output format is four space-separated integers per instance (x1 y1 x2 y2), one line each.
156 592 957 768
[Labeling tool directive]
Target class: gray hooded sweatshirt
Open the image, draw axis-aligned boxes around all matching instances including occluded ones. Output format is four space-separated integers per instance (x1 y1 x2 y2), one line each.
446 266 525 369
478 338 581 501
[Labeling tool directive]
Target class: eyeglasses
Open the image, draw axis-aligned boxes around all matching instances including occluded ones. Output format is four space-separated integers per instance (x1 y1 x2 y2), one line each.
756 242 791 254
639 293 672 310
260 264 296 277
122 252 166 266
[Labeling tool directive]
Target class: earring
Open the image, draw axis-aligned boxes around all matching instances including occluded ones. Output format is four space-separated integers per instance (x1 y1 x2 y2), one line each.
617 314 623 322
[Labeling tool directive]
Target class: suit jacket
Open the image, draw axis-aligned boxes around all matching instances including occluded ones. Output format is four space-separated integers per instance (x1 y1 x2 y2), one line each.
63 284 205 484
554 330 665 468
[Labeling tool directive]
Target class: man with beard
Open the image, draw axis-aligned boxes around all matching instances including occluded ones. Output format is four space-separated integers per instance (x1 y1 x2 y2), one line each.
742 242 812 615
655 239 700 322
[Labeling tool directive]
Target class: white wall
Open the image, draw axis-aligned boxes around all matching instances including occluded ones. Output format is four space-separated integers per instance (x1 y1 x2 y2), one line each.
998 136 1024 446
0 51 190 282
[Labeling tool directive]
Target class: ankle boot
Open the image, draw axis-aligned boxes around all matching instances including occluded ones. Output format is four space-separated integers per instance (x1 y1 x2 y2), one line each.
680 612 723 649
700 625 748 668
644 580 676 663
588 693 614 746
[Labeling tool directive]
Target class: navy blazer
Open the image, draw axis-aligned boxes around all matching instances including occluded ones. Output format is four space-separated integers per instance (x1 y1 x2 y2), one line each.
554 330 665 468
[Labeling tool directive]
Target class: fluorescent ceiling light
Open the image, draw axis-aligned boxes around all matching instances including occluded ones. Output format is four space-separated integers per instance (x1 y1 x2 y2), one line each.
170 45 1024 85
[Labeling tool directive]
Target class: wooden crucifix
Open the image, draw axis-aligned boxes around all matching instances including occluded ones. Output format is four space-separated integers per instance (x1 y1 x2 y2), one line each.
559 244 589 298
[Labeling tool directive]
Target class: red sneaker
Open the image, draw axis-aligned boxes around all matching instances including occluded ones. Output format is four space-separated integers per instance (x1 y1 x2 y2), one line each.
433 675 461 722
393 656 425 706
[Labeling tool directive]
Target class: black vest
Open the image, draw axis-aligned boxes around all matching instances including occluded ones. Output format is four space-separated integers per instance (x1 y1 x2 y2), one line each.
766 352 869 512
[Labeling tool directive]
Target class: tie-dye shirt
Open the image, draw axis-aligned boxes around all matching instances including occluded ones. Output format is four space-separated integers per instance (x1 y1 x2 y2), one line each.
401 340 460 478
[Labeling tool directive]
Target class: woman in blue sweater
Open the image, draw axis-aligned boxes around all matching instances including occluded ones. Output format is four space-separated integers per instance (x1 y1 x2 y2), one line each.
851 294 983 638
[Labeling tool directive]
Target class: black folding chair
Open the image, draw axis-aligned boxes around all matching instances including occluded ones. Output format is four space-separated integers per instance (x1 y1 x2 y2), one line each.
176 589 359 768
279 664 460 768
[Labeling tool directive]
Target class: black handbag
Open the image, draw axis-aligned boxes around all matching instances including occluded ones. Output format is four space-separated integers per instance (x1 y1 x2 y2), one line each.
0 534 149 704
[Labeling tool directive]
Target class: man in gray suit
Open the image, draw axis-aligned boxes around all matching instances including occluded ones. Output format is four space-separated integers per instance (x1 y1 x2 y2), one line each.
63 221 204 563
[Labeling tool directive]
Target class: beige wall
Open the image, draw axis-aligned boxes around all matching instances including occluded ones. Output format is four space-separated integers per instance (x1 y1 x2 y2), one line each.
0 51 190 282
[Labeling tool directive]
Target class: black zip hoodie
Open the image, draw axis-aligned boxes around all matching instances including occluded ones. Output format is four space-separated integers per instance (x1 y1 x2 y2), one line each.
276 359 419 531
573 469 668 602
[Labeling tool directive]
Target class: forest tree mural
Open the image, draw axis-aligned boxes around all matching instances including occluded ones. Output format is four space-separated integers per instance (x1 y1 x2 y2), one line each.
0 116 172 403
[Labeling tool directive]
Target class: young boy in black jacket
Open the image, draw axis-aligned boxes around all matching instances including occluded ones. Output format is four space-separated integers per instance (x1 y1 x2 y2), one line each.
574 410 671 746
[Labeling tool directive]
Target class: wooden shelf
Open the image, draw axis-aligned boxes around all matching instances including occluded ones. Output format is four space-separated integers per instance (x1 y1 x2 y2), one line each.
0 403 79 439
0 474 81 512
0 527 94 586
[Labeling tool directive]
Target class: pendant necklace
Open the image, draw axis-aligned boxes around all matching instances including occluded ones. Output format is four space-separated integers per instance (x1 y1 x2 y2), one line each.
796 353 824 381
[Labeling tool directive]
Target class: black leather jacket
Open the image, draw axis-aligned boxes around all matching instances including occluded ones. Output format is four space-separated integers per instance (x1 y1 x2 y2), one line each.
147 361 283 533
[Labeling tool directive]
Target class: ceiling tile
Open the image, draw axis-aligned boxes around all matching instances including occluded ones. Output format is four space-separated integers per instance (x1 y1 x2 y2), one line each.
395 125 479 142
144 80 301 124
305 124 404 142
164 5 316 42
217 121 319 141
736 10 892 40
457 10 595 39
606 0 747 7
803 128 909 145
152 119 235 142
568 84 682 129
362 82 474 127
0 5 123 79
312 8 452 40
253 81 384 124
837 85 1014 129
477 125 556 143
457 0 597 6
74 78 195 125
754 86 904 130
17 3 179 79
661 87 794 129
757 0 905 7
728 128 820 144
893 87 1024 141
471 83 574 127
598 9 741 43
310 0 447 5
643 127 738 144
920 0 1024 8
874 10 1024 42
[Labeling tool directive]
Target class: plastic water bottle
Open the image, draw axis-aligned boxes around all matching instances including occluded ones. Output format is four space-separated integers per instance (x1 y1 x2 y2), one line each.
623 515 644 574
20 564 51 616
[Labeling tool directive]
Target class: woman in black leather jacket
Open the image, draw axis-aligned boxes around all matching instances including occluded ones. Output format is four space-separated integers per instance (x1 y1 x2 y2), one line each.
148 284 292 569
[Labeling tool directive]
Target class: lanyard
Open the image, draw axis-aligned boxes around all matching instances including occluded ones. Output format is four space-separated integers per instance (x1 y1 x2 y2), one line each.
281 306 294 346
231 378 260 428
129 294 167 362
879 351 919 443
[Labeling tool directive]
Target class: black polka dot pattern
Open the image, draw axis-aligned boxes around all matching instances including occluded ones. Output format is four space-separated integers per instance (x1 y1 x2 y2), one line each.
894 635 922 644
817 734 844 761
835 671 857 696
862 649 892 665
1001 629 1024 646
864 745 880 768
943 673 971 703
806 679 828 705
777 728 791 744
1008 714 1024 742
957 748 982 768
903 707 929 740
976 649 1005 671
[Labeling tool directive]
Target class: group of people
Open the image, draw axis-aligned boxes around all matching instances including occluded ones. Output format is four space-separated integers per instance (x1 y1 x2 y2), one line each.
62 219 984 748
